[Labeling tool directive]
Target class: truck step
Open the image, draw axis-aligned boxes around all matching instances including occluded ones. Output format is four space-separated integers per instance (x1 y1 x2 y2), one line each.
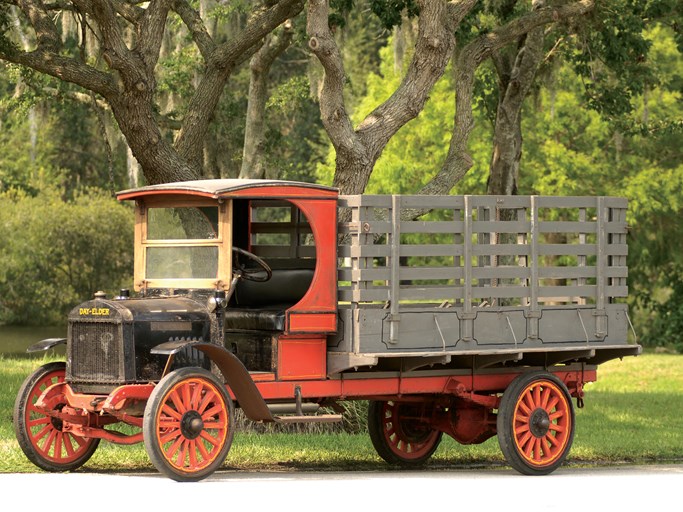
275 414 343 424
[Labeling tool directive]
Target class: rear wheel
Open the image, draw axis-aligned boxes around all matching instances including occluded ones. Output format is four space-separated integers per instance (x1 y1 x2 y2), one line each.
14 362 100 472
143 367 234 482
368 400 442 466
497 371 575 475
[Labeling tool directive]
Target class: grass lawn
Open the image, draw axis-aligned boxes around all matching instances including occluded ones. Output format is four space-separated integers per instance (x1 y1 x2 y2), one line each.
1 352 681 474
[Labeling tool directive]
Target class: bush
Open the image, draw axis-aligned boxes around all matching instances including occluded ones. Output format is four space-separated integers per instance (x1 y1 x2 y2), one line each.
0 186 133 325
639 264 683 353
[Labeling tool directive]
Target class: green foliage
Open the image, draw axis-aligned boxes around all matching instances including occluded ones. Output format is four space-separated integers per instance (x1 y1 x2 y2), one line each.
368 0 419 30
569 0 668 119
0 6 18 56
1 65 128 192
0 186 133 325
329 0 355 28
157 45 202 115
640 265 683 353
520 25 683 351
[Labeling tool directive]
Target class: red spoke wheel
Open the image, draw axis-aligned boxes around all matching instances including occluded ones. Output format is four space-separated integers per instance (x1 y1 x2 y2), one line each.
13 362 100 472
143 367 234 482
497 371 575 475
368 400 442 466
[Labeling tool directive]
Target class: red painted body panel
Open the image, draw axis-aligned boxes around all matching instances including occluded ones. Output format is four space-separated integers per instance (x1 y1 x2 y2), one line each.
276 336 327 380
280 198 338 335
249 368 597 402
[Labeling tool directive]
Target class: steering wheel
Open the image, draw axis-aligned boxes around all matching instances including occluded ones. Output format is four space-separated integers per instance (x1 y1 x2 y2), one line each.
231 247 272 282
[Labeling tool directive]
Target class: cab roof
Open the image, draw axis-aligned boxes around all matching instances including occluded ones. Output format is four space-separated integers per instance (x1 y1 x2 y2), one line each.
116 179 338 201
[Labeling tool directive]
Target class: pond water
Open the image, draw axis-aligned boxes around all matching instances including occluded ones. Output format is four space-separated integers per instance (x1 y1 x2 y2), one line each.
0 325 67 357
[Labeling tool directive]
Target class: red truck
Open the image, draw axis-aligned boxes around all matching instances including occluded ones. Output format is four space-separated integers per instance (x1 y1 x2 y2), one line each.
14 179 641 481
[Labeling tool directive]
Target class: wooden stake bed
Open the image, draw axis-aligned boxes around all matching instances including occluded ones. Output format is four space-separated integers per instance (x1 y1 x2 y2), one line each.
330 194 638 373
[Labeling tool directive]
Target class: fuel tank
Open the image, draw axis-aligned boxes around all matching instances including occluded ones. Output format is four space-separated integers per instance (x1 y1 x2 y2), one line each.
66 295 211 394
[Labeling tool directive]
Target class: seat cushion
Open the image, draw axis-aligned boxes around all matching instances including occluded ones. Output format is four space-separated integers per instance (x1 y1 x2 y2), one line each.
223 308 286 331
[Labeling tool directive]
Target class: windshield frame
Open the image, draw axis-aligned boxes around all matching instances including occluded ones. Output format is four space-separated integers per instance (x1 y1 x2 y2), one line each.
134 197 232 292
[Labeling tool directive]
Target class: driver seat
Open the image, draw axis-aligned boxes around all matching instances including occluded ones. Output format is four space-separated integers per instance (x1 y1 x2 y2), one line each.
223 268 314 331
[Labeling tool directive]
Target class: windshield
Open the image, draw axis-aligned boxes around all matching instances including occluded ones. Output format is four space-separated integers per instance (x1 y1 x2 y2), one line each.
147 207 219 240
145 206 221 281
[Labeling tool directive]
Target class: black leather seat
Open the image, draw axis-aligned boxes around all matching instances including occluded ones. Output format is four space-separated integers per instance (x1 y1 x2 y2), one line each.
223 269 314 331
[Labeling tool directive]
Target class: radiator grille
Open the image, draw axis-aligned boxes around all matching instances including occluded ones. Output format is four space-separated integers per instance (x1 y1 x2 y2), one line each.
68 321 124 383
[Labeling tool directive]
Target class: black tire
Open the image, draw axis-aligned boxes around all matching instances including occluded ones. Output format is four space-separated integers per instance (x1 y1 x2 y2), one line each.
368 400 442 466
143 367 235 482
14 361 100 472
497 371 575 475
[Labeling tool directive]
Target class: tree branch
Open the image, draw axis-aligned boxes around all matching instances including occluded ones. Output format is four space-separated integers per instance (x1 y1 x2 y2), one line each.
420 0 595 198
137 0 171 73
174 0 305 167
172 0 216 61
211 0 304 70
16 0 60 51
358 0 475 152
240 22 294 179
86 0 141 79
0 45 118 98
306 0 358 156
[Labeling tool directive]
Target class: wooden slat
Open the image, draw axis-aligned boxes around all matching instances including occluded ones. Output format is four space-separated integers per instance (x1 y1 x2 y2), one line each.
339 195 391 207
538 267 598 279
467 195 532 208
535 196 600 208
538 244 597 256
399 195 466 209
472 245 531 257
472 266 530 279
400 244 465 257
250 222 312 234
471 221 531 233
400 221 464 234
346 266 465 282
251 245 316 258
539 221 597 233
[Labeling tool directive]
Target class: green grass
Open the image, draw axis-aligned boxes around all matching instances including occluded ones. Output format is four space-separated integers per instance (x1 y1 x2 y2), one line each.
1 352 681 474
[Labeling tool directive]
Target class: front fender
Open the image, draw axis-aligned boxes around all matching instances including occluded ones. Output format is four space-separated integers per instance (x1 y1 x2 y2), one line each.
151 340 275 422
27 338 66 353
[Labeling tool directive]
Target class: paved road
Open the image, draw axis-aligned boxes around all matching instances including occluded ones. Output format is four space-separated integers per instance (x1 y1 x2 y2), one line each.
5 464 682 511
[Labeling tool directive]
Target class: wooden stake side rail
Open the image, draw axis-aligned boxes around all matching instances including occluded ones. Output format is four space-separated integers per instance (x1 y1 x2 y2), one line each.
330 194 635 368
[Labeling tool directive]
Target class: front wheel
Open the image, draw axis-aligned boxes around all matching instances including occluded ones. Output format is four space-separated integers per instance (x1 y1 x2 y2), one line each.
497 371 575 475
368 400 442 466
14 361 100 472
143 367 234 482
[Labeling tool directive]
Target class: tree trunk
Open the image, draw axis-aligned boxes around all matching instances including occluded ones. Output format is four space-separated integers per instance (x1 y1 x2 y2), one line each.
308 0 472 195
487 0 545 196
240 25 294 179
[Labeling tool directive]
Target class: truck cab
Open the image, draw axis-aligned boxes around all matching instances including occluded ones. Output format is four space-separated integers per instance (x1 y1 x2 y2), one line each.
117 179 340 380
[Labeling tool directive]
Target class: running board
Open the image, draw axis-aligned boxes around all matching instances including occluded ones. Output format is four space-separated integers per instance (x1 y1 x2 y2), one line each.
275 414 343 424
267 386 343 424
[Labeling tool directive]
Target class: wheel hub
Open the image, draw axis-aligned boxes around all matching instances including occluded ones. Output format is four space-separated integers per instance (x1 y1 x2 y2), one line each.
50 404 66 431
180 411 204 440
392 405 430 442
529 408 550 438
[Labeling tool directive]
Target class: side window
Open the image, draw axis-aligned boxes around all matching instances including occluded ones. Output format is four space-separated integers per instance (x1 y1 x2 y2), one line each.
248 201 316 265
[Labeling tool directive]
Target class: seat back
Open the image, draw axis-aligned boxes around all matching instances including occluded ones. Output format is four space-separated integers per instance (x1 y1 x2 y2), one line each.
233 268 314 309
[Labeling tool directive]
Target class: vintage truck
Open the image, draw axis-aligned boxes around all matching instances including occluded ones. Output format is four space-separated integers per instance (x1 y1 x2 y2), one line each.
14 179 641 481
